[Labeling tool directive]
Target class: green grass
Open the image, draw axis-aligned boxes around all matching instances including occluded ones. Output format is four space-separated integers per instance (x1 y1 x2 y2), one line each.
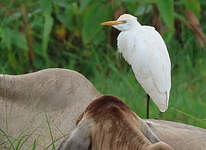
0 112 66 150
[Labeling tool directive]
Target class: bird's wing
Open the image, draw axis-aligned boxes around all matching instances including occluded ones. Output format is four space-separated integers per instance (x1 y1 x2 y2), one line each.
130 26 171 93
117 26 171 93
144 26 171 94
124 26 171 111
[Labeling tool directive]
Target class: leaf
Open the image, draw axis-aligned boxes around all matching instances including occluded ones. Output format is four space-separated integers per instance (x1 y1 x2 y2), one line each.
57 4 78 31
82 3 111 44
0 27 12 50
39 0 52 14
80 0 93 10
156 0 174 32
93 29 106 45
42 14 53 57
30 15 44 28
125 2 139 14
121 0 140 2
13 31 27 50
52 0 74 8
33 56 45 69
182 0 200 18
135 5 146 16
8 51 23 73
0 28 27 50
56 14 71 29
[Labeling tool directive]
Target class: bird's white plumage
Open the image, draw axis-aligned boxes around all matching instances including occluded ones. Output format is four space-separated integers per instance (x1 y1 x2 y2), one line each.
115 14 171 112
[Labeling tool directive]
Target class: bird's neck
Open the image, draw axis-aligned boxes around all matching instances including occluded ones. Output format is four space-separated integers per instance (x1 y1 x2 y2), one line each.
131 21 141 30
135 21 141 27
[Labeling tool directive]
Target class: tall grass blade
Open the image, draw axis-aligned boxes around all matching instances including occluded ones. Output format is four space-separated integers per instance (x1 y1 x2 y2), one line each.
44 112 56 150
32 139 37 150
0 128 15 150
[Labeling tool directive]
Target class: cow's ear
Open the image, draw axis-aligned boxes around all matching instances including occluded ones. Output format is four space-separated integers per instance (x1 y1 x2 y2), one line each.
57 119 92 150
147 142 173 150
140 120 160 143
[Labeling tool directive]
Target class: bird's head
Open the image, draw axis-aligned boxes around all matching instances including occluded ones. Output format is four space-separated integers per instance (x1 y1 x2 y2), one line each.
101 14 141 31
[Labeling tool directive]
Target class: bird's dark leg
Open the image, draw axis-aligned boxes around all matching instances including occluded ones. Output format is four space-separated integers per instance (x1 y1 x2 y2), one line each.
146 94 150 119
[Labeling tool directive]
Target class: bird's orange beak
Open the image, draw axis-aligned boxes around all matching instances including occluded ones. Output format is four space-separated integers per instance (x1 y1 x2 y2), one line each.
101 20 126 26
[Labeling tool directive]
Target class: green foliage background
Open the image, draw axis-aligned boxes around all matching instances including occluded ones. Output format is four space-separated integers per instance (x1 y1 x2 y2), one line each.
0 0 206 129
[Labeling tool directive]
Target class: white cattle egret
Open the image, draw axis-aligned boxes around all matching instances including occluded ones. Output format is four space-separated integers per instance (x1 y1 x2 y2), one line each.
101 14 171 118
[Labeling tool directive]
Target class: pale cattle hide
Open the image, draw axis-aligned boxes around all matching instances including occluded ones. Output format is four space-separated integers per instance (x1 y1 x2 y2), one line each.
145 119 206 150
0 68 101 149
